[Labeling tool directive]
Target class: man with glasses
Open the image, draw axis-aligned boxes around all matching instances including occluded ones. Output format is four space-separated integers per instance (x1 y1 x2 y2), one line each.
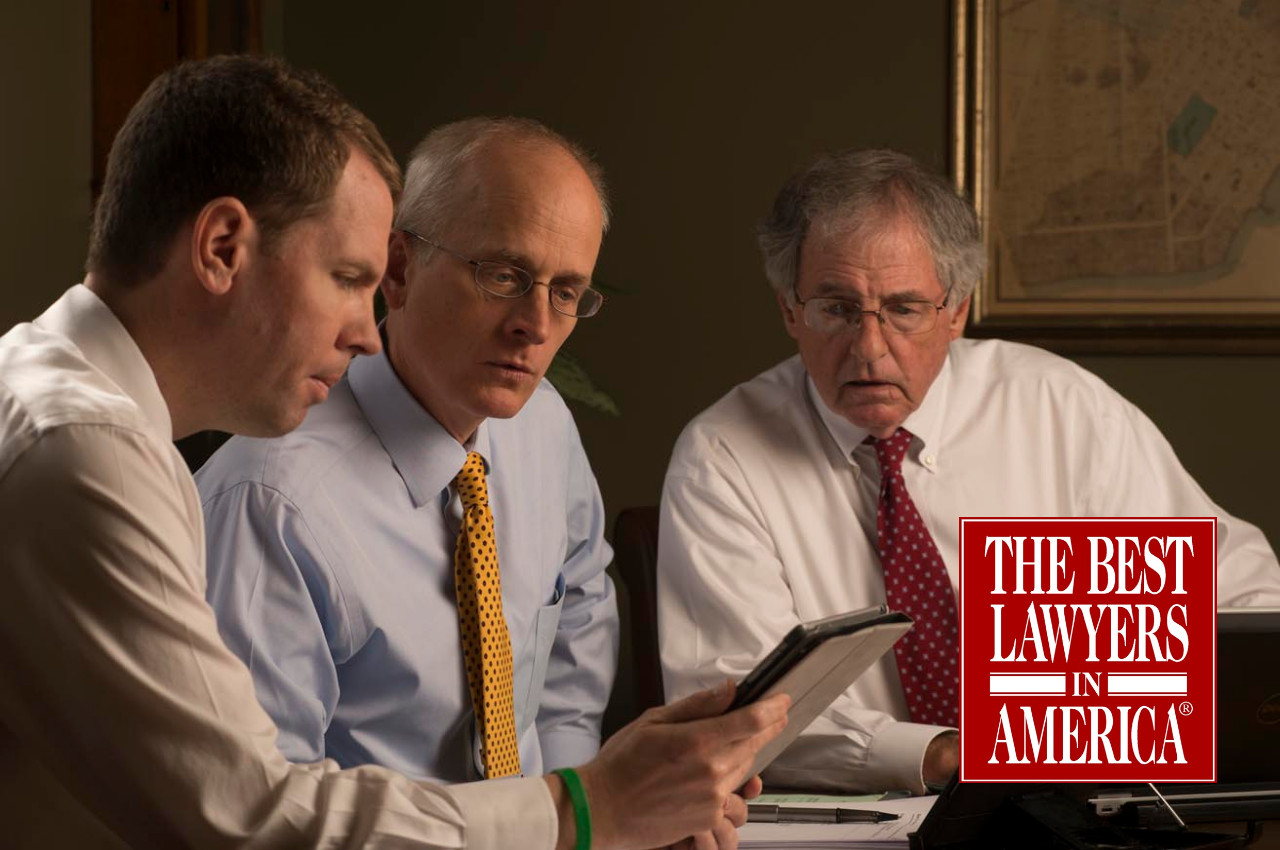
657 149 1280 795
197 118 619 786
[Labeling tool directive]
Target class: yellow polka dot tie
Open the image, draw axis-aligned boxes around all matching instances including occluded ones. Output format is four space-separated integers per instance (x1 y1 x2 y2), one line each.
453 451 521 779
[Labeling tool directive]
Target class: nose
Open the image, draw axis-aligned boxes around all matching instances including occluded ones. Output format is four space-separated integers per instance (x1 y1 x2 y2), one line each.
505 283 557 344
341 290 382 356
847 314 888 363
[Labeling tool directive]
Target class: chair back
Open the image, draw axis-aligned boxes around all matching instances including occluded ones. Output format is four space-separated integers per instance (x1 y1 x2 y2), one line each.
604 506 665 731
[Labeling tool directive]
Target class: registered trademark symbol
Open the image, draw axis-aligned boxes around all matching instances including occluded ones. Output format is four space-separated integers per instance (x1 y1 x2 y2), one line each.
1179 701 1193 716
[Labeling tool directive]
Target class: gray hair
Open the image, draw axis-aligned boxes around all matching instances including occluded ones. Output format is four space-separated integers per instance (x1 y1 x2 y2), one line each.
758 149 985 302
394 116 610 239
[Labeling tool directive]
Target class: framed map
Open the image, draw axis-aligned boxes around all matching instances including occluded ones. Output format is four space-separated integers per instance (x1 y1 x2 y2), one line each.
953 0 1280 352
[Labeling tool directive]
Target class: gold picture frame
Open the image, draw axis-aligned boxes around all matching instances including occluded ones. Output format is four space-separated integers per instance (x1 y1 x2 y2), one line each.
953 0 1280 353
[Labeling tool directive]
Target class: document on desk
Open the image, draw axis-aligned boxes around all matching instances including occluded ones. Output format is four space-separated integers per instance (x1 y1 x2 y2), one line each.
738 795 936 849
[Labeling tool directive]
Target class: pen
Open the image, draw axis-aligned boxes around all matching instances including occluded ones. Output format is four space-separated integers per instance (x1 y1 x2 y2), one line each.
747 803 900 824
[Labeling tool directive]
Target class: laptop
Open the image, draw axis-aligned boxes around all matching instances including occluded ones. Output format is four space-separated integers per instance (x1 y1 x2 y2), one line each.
908 776 1251 849
907 610 1280 847
1215 608 1280 783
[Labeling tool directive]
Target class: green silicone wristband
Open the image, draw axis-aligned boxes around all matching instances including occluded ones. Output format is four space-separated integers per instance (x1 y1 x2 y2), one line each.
554 767 591 850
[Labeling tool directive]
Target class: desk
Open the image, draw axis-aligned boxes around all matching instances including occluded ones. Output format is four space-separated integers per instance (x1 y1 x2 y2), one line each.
746 788 1279 849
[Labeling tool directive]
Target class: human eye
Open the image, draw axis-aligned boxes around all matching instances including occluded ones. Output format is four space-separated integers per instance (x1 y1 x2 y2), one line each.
334 271 364 290
550 284 582 308
478 263 526 293
886 300 927 317
818 299 858 318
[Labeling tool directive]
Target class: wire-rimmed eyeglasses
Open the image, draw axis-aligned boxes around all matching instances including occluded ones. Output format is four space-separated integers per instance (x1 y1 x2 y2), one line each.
791 286 953 336
401 229 604 319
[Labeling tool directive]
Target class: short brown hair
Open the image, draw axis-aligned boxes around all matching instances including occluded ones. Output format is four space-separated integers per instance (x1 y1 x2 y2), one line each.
88 54 401 284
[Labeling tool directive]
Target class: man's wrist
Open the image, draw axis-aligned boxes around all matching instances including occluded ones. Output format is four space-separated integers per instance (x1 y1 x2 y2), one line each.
544 774 577 850
553 768 592 850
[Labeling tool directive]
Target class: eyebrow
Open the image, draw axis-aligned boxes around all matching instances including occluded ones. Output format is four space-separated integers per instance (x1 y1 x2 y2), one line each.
811 282 937 301
491 250 592 287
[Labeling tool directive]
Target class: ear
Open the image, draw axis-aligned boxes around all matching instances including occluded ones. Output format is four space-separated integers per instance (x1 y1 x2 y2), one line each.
191 197 254 296
381 230 411 310
947 293 972 340
777 288 801 340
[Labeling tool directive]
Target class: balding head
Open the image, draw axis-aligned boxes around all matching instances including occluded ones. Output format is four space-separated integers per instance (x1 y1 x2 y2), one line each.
381 118 607 443
395 117 609 242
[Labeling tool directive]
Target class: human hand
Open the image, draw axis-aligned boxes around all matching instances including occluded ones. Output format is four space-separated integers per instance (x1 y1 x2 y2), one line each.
575 680 788 850
922 730 959 791
663 775 764 850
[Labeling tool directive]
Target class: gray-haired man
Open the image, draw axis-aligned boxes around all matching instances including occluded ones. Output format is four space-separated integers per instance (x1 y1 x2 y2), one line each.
658 149 1280 795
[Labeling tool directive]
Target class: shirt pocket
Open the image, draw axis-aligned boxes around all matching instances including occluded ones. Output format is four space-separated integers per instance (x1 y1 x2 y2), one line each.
514 572 566 731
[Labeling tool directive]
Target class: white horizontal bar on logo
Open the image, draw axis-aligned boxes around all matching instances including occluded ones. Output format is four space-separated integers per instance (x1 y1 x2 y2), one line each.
989 674 1066 695
1107 674 1188 695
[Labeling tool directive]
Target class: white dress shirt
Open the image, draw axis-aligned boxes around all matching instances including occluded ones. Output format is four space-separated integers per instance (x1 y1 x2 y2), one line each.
0 284 556 849
658 340 1280 794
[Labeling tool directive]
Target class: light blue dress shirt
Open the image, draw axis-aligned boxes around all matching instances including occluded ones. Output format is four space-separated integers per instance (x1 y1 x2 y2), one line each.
196 348 618 782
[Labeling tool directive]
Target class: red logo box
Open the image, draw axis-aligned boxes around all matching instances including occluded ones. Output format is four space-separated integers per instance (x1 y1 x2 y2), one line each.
959 518 1216 783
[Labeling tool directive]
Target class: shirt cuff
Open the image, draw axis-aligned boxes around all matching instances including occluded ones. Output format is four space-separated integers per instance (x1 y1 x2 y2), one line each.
446 776 557 850
865 722 954 794
538 728 602 772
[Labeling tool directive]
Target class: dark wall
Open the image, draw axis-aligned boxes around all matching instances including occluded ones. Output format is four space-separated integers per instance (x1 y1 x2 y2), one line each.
0 5 90 330
1 4 1272 543
277 0 1279 552
279 0 950 505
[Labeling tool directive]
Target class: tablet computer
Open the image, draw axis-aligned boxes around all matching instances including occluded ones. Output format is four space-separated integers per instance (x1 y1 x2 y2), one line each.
728 604 914 776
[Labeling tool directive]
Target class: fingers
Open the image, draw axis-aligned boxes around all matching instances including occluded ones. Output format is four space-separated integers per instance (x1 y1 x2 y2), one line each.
708 707 789 796
715 698 790 766
689 822 736 850
723 692 790 739
671 797 749 850
649 679 737 724
710 816 740 850
738 775 764 800
723 792 748 828
661 693 787 803
648 686 790 748
687 691 790 748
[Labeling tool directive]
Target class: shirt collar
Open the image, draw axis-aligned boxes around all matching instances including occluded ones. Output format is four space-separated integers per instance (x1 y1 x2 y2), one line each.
807 375 871 466
806 349 953 474
347 340 490 509
33 284 174 442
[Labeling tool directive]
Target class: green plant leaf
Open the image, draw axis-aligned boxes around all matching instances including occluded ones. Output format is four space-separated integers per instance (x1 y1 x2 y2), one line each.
546 350 620 416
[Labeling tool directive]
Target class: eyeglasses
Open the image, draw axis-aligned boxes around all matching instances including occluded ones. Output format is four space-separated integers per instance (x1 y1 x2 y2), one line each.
401 229 604 319
791 287 953 336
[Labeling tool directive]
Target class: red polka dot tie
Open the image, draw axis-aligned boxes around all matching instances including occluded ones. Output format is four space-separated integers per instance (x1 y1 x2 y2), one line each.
453 452 521 778
867 429 960 727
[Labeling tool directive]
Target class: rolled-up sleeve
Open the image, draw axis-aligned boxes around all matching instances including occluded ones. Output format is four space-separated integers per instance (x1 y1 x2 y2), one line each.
202 480 343 764
535 421 618 770
1090 397 1280 607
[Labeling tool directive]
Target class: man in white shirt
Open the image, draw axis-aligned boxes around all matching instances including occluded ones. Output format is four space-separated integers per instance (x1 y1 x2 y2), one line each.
0 55 786 849
657 148 1280 796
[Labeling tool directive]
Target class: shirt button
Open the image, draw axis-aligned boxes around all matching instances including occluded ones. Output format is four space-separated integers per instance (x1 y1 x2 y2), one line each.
923 455 936 466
